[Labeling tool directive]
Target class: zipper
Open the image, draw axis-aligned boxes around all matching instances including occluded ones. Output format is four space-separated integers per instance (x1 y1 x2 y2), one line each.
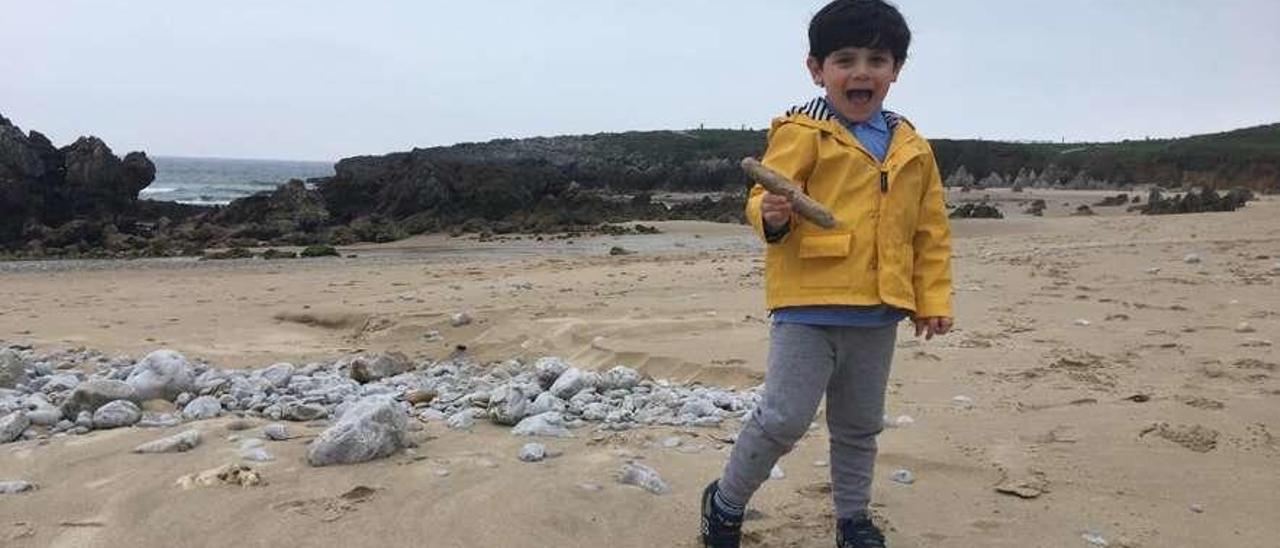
880 170 889 194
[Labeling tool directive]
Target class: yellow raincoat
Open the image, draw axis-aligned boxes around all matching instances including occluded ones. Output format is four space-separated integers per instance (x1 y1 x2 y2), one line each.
745 100 953 318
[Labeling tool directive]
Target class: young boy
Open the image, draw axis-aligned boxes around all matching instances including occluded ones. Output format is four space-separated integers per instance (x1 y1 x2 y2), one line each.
700 1 953 547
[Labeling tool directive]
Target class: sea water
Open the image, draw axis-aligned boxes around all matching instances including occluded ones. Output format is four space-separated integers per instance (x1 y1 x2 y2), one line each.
141 156 334 206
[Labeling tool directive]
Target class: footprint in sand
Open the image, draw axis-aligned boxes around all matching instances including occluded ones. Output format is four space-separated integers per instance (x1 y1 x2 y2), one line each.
272 485 379 523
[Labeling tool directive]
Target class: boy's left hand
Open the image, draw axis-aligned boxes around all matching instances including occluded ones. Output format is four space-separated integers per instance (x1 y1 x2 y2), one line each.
913 316 953 340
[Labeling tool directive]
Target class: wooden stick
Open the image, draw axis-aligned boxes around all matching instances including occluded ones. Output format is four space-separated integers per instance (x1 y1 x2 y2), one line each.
740 157 838 229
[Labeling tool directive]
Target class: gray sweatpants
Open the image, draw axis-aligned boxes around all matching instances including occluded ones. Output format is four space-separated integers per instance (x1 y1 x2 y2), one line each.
719 322 897 519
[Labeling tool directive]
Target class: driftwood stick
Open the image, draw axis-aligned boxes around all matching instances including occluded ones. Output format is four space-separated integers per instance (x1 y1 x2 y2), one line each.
740 157 838 229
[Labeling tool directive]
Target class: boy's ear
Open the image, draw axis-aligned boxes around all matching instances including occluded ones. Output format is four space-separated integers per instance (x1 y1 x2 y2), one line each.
805 56 824 87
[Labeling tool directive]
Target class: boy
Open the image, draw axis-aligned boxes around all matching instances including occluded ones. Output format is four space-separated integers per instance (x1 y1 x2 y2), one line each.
700 1 953 547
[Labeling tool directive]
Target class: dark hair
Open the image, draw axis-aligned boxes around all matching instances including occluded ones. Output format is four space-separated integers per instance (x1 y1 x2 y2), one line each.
808 0 911 66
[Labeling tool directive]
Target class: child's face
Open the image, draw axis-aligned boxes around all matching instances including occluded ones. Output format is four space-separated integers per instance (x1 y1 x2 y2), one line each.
806 47 902 123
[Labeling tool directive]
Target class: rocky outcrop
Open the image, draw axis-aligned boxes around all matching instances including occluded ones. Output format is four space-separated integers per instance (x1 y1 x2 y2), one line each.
1136 188 1254 215
0 113 156 251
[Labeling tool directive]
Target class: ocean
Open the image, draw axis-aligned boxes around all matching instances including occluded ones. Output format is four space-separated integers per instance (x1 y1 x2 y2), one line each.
140 156 335 206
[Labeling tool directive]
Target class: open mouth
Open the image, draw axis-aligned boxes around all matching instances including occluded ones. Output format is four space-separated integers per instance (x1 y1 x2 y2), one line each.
845 89 873 105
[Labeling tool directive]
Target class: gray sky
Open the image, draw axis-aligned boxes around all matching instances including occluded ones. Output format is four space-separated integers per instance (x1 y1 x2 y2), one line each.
3 0 1278 161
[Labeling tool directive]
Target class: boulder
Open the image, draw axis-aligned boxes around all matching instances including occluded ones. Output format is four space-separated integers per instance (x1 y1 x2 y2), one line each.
181 395 223 420
347 352 412 384
0 411 30 443
0 350 28 388
59 379 137 417
306 396 408 466
93 400 142 429
126 350 196 401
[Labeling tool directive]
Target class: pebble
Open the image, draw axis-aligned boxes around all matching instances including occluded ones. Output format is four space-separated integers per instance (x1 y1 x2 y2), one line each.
661 436 683 448
1235 322 1255 334
1183 253 1201 264
769 465 785 480
262 423 291 441
1143 267 1161 274
239 439 275 462
133 429 202 453
813 460 828 468
617 462 670 495
1190 503 1204 514
435 469 451 477
952 395 975 409
0 480 36 494
518 442 547 462
450 312 473 327
890 469 915 485
1081 531 1108 546
884 414 914 428
1073 319 1092 327
578 482 603 492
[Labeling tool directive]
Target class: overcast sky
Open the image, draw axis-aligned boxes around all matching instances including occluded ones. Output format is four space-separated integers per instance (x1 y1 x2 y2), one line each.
3 0 1278 161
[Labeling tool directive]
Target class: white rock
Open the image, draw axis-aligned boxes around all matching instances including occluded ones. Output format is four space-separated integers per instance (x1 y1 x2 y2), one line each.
1073 319 1091 327
511 411 573 438
263 423 291 441
93 400 142 429
182 395 223 421
890 469 915 485
450 312 473 327
518 442 547 462
446 408 478 430
661 436 683 448
1143 267 1161 275
769 464 785 480
0 480 36 494
813 460 829 468
256 363 294 388
0 411 30 443
306 396 408 467
1082 531 1109 546
1235 322 1256 333
549 368 591 399
133 429 202 453
1183 253 1201 264
952 395 975 408
527 392 567 416
0 350 29 389
488 385 531 426
617 462 670 495
598 366 642 391
239 439 275 462
417 408 446 422
126 349 196 401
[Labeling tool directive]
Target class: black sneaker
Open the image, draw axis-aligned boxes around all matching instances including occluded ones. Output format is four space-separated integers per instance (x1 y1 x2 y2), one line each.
700 480 743 548
836 514 886 548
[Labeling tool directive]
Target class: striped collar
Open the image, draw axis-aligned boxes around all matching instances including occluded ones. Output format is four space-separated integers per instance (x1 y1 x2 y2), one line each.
784 96 908 131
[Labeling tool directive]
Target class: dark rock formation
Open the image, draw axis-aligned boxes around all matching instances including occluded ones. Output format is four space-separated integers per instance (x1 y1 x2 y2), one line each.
949 202 1004 219
0 113 156 251
1137 188 1254 215
1024 199 1047 217
1093 194 1130 207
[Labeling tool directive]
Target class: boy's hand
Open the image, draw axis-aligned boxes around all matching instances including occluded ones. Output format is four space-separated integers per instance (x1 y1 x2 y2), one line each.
913 316 953 340
761 192 793 230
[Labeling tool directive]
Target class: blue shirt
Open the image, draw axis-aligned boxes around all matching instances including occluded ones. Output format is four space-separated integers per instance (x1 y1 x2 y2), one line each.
772 100 906 328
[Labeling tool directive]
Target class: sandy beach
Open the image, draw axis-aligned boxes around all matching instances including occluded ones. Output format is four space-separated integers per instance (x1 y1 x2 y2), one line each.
2 188 1278 547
